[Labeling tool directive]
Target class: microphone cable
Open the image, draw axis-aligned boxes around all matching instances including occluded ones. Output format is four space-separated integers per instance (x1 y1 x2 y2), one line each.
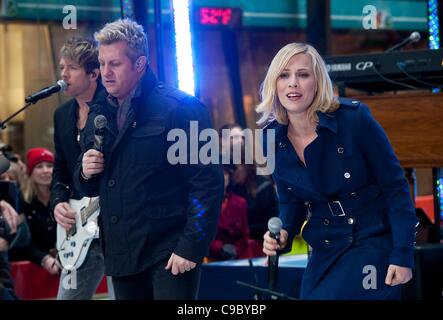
396 62 443 90
370 64 418 91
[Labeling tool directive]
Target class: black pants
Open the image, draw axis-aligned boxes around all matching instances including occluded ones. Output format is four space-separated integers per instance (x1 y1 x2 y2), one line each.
111 258 201 300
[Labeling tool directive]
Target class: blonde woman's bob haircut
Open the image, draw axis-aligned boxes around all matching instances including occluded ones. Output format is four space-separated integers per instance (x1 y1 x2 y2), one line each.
256 42 339 126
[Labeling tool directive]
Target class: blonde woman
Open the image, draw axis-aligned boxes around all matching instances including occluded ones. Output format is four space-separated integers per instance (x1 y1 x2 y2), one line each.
19 148 60 275
259 43 416 299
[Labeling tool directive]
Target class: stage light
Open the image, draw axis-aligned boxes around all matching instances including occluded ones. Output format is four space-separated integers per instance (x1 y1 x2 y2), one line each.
121 0 133 19
172 0 196 96
428 0 440 49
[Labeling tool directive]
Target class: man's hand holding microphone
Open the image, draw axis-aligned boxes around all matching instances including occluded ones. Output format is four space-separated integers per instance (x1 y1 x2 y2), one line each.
81 149 105 179
81 115 107 180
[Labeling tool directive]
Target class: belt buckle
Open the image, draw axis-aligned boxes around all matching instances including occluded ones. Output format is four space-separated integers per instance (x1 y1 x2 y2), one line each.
328 200 346 217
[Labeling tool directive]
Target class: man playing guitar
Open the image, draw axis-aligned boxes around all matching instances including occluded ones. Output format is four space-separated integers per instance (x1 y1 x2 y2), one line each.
51 37 113 300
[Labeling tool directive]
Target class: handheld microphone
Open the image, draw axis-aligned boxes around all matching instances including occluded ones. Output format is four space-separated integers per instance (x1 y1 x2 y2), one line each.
385 31 421 52
93 115 107 152
268 217 283 292
0 155 10 175
25 80 67 104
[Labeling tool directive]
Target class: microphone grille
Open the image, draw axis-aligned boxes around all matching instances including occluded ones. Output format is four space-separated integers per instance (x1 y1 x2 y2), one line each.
94 115 107 130
57 80 68 92
410 32 421 42
268 217 283 234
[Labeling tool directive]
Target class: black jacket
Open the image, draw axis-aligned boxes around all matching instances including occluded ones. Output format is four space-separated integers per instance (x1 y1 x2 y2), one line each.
50 83 107 216
74 69 224 276
9 197 56 265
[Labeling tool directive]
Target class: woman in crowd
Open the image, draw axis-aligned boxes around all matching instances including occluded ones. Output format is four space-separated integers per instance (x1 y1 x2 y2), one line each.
10 148 60 275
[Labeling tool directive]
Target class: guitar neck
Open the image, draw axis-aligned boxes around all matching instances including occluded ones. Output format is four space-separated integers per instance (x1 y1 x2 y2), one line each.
81 199 100 225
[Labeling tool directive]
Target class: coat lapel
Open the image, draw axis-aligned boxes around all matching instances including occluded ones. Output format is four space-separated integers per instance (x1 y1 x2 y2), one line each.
305 112 344 198
110 68 158 153
273 122 325 199
110 108 135 153
64 101 80 155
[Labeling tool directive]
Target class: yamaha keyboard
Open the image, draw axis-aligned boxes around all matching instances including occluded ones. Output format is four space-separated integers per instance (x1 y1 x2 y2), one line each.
324 49 443 93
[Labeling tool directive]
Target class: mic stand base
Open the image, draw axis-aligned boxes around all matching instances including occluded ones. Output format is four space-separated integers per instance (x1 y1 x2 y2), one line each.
236 281 298 300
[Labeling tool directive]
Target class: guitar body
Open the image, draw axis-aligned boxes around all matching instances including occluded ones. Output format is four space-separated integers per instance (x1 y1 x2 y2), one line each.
56 197 100 270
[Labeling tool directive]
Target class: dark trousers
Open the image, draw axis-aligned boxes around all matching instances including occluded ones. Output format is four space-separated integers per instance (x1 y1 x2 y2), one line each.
112 258 201 300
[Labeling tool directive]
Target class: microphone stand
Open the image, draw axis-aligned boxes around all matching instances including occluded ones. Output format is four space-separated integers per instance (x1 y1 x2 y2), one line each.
268 253 279 294
248 259 262 300
0 102 33 130
1 80 65 129
236 281 298 300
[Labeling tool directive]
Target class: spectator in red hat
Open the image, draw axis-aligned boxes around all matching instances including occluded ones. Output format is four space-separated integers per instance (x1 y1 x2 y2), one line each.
25 148 55 176
9 148 61 275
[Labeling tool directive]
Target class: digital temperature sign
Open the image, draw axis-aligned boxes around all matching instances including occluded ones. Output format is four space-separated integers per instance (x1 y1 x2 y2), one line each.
195 7 242 28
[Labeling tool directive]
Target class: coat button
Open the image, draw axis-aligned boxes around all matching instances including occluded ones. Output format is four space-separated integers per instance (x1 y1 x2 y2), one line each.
344 172 351 179
108 179 116 187
158 83 165 89
352 100 359 104
278 142 286 148
287 187 292 191
111 216 119 224
348 218 354 225
323 219 330 226
350 192 357 197
348 236 353 242
324 239 331 245
337 147 344 154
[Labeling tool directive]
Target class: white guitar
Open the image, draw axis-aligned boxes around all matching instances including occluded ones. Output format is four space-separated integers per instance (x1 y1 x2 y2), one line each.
56 197 100 270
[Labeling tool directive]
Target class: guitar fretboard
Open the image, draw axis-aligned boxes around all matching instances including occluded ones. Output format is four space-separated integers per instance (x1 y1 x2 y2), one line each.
80 198 100 226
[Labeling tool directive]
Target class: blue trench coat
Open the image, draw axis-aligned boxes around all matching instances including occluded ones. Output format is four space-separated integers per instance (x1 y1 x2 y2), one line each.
264 98 417 299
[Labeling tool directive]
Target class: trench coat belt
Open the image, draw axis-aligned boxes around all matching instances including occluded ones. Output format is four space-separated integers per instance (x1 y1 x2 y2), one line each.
308 184 381 217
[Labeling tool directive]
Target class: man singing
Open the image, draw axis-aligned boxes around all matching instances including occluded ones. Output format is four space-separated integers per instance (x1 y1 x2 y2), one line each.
51 37 113 299
74 19 223 299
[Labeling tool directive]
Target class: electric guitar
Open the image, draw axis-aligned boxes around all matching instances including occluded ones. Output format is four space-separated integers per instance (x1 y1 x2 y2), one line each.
56 197 100 270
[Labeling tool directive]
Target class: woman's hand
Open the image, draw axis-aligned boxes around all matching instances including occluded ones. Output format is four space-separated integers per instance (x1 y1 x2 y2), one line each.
263 229 288 256
385 264 412 286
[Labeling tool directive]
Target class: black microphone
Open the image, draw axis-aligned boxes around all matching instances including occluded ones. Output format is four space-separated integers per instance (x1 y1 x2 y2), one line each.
93 115 107 152
268 217 282 293
385 31 421 52
0 155 10 175
25 80 67 104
